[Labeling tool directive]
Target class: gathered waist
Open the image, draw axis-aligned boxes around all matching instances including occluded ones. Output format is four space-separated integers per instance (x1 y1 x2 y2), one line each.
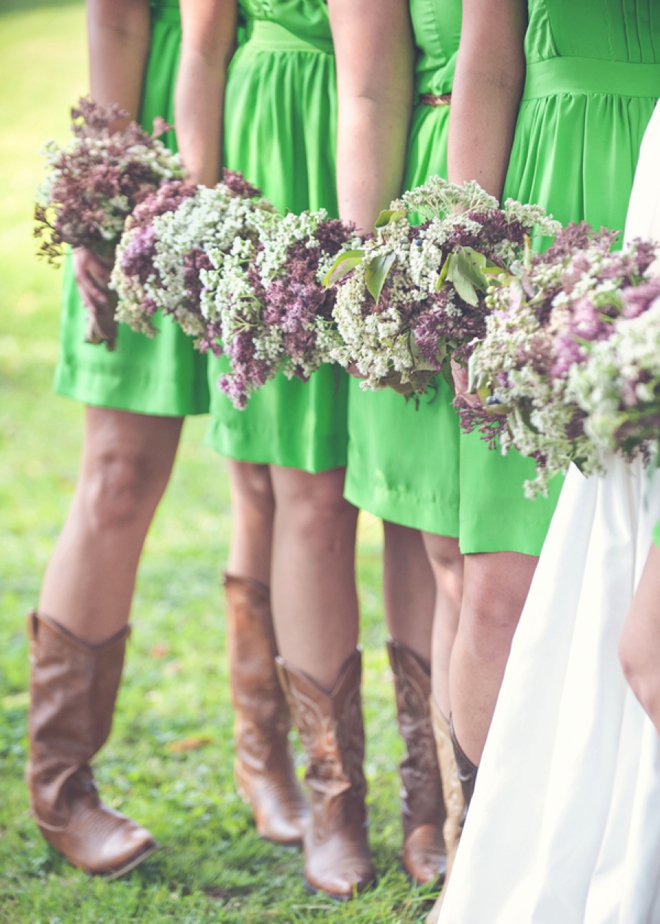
523 56 660 100
247 19 333 55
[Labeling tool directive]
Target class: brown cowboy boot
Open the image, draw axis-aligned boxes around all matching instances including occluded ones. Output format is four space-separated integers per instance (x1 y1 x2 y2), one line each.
425 702 476 924
26 611 158 879
224 574 308 845
276 649 375 900
387 638 446 885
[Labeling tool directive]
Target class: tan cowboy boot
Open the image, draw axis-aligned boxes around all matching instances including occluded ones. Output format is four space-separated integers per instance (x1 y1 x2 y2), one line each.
26 611 158 879
276 649 375 900
224 574 308 845
387 638 446 885
425 702 477 923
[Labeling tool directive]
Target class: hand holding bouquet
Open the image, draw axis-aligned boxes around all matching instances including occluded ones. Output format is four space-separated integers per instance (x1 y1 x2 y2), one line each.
112 170 275 356
35 97 185 348
325 176 560 397
461 224 659 496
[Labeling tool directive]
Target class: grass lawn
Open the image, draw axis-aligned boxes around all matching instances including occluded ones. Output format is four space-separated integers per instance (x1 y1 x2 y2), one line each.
0 4 440 921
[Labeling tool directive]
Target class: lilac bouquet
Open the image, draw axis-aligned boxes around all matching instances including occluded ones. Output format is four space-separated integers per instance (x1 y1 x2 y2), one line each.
461 225 659 495
326 176 560 397
569 276 660 460
35 97 185 347
112 171 276 352
202 208 358 409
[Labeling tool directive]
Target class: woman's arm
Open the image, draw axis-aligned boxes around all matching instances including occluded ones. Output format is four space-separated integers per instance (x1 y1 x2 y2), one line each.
619 542 660 735
77 0 151 309
329 0 414 232
87 0 151 128
176 0 237 186
447 0 527 199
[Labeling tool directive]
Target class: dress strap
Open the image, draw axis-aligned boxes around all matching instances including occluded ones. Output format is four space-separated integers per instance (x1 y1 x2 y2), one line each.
248 19 334 56
523 57 660 100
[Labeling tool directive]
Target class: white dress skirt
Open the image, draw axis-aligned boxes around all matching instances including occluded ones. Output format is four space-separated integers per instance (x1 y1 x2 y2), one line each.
439 102 660 924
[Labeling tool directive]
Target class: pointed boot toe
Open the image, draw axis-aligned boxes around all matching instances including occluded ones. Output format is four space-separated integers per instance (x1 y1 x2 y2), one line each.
403 823 447 884
236 761 308 844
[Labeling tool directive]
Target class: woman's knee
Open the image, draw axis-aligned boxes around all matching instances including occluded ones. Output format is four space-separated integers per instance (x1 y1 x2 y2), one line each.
80 446 167 532
229 460 275 517
274 467 358 542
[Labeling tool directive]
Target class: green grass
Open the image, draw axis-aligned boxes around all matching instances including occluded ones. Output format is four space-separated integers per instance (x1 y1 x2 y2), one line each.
0 5 440 922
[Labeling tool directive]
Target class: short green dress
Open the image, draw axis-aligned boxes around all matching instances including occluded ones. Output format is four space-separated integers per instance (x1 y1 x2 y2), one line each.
204 2 349 473
53 0 210 417
343 0 462 537
457 0 660 555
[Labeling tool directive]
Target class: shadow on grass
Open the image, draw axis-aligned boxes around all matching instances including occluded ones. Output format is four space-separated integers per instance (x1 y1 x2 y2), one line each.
0 0 81 15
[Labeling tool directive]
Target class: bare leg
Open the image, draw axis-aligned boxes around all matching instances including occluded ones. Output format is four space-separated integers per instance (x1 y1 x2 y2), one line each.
619 543 660 735
226 459 275 585
383 521 435 661
423 532 464 720
449 551 538 764
39 407 183 644
270 466 359 692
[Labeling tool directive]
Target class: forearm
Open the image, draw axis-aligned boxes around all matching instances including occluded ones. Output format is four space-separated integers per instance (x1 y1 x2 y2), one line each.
86 0 151 130
447 0 527 199
336 93 412 231
330 0 414 232
175 54 227 186
176 0 237 186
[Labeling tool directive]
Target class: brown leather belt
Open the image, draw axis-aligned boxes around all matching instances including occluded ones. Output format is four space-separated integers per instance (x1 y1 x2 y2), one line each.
419 92 452 106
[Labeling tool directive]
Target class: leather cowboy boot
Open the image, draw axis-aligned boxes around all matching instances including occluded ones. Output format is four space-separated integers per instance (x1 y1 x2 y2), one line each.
224 573 308 845
425 702 476 924
450 717 478 808
26 611 158 878
387 638 446 885
276 649 375 900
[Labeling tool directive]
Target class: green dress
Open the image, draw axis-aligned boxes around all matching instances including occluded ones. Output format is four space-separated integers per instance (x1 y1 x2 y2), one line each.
53 0 209 417
458 0 660 555
204 2 349 473
343 0 462 537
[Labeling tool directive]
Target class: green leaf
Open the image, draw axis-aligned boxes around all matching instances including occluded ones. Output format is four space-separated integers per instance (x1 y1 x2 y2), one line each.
366 252 396 302
374 208 407 229
451 271 479 306
436 253 454 290
455 247 489 292
467 346 483 394
323 249 364 288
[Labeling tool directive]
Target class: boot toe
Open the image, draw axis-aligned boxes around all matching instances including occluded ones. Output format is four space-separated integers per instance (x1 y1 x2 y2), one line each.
403 824 447 885
257 809 308 845
305 850 376 899
96 813 159 877
236 762 309 845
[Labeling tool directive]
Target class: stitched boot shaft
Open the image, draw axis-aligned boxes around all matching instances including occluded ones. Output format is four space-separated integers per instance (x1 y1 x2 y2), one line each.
26 612 157 878
425 702 471 924
224 574 308 844
449 716 478 808
387 638 447 885
276 649 375 899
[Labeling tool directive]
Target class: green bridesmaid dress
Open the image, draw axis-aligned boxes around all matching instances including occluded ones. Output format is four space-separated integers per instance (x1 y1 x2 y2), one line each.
343 0 462 537
204 1 349 473
53 0 210 417
458 0 660 555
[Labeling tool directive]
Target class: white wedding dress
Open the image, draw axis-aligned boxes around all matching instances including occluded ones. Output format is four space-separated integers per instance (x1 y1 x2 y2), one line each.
439 102 660 924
